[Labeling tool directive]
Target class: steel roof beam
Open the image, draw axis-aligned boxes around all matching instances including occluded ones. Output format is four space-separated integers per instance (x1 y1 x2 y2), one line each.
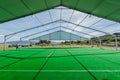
61 19 111 35
20 27 60 40
5 20 60 37
61 26 95 37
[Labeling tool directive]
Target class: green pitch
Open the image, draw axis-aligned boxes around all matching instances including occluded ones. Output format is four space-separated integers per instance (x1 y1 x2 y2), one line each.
0 47 120 80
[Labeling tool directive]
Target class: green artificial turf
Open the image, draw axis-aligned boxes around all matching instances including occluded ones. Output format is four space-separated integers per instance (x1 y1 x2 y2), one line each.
0 48 120 80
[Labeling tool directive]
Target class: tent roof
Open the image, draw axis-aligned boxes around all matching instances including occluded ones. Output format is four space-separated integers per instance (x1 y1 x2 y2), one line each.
0 0 120 23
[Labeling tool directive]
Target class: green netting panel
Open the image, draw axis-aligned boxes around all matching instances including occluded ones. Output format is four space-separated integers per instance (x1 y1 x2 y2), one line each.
0 0 61 22
92 0 120 21
62 0 120 22
0 0 30 22
0 0 120 22
62 0 102 13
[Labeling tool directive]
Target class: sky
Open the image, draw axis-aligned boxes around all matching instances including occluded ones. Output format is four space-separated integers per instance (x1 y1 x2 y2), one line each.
0 6 120 42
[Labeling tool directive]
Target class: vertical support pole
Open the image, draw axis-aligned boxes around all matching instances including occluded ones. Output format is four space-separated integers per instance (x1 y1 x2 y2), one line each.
19 38 22 49
115 35 118 50
48 33 52 47
99 38 102 49
29 40 31 48
60 30 62 47
39 37 41 47
30 40 33 47
3 36 6 51
80 37 82 47
49 33 51 48
90 39 93 48
70 33 72 48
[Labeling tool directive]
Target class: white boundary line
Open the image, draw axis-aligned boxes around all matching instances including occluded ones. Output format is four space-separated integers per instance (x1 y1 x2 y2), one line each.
0 70 120 72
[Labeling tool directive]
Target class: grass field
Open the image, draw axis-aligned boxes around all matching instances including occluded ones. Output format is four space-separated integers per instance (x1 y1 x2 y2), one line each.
0 47 120 80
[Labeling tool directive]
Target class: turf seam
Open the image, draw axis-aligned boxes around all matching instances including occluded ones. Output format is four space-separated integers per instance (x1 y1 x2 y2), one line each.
65 49 98 80
0 50 47 69
98 56 120 65
0 51 33 62
0 49 52 59
32 49 56 80
1 69 120 72
1 51 119 60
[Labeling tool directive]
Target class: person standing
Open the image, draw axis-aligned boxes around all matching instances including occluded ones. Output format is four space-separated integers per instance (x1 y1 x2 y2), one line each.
16 44 19 50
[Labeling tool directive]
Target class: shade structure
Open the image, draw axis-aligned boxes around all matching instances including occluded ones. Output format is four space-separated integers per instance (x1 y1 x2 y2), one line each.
0 1 120 44
0 0 120 23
